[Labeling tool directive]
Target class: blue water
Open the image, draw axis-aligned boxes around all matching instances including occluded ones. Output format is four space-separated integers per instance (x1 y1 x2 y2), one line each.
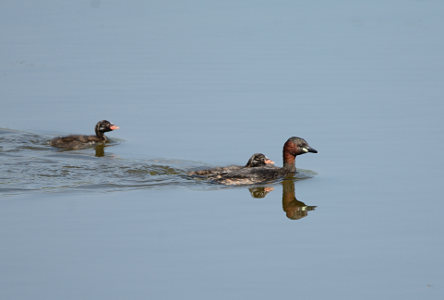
1 1 444 299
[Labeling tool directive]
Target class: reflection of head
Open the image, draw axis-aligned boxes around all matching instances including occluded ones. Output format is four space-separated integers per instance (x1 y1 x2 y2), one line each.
282 180 316 220
248 186 274 198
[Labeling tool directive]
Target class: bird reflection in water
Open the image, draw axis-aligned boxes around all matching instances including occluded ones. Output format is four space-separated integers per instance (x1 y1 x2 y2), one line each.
94 144 119 158
248 179 316 220
281 179 316 220
248 186 274 198
95 144 105 157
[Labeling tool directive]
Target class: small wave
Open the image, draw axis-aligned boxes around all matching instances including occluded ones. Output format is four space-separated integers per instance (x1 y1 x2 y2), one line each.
0 129 317 195
0 129 193 194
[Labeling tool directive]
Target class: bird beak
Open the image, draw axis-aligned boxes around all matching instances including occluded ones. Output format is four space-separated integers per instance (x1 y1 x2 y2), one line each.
307 146 317 153
265 159 275 165
302 146 317 153
110 124 120 130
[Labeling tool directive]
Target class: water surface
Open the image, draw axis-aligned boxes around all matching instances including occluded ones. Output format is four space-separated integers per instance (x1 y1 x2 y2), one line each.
1 0 444 299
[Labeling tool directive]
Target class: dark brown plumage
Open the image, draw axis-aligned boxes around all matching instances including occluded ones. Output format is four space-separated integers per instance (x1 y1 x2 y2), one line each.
50 120 119 150
211 137 317 185
188 153 274 177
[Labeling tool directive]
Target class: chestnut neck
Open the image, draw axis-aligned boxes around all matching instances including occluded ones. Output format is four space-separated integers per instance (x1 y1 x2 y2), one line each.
283 151 296 173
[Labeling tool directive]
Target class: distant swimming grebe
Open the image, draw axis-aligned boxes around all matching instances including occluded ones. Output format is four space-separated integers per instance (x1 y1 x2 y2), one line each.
50 120 119 150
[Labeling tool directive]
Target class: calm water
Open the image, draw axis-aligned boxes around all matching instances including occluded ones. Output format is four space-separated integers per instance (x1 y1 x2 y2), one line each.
1 1 444 299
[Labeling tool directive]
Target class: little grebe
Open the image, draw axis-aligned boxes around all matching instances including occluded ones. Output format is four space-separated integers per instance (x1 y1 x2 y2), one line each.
50 120 119 150
212 136 317 185
188 153 274 176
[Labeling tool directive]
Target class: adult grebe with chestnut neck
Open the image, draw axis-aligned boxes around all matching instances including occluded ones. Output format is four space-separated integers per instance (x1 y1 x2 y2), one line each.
212 137 317 185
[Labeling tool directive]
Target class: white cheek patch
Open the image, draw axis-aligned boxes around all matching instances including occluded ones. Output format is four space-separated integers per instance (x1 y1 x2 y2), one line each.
302 147 309 153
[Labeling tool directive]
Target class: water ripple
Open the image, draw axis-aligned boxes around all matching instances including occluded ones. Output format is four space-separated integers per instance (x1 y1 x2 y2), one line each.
0 129 194 195
0 129 315 195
